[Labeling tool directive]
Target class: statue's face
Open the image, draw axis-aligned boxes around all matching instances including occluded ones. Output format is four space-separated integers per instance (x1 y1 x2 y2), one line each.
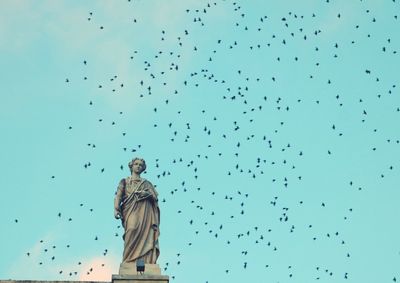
132 159 145 174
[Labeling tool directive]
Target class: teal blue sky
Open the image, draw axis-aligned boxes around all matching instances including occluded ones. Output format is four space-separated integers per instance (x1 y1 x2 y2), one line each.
0 1 399 282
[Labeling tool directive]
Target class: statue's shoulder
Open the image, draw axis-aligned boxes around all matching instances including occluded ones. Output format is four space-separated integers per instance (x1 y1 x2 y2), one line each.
141 178 155 188
142 179 158 197
141 178 152 185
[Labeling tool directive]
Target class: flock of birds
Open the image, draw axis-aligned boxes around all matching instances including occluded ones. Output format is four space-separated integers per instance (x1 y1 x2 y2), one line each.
9 0 400 282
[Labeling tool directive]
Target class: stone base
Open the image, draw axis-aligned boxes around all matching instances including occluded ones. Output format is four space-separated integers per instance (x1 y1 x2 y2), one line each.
112 274 169 283
119 262 162 276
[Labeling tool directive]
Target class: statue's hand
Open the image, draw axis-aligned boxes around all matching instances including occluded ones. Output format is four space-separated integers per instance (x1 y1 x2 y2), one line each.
114 209 121 219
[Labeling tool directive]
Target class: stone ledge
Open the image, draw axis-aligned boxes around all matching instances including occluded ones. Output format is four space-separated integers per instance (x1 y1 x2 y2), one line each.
0 277 170 283
112 275 169 280
112 274 169 283
0 281 107 283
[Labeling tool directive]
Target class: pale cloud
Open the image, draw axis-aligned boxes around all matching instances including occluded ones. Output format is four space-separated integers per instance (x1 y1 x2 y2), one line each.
8 235 120 281
0 0 96 53
0 0 40 51
7 232 56 280
78 255 119 281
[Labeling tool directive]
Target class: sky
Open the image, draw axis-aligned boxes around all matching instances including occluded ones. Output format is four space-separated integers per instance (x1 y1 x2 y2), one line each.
0 0 399 282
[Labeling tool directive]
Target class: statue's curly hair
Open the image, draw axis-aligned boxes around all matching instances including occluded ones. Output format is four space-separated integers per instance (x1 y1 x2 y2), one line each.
128 157 146 173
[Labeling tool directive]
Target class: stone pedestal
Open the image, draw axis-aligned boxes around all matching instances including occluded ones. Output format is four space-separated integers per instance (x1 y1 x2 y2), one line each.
112 274 169 283
116 262 168 283
119 263 162 276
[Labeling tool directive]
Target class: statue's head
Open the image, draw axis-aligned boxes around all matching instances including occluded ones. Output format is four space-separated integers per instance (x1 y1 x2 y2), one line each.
128 157 146 174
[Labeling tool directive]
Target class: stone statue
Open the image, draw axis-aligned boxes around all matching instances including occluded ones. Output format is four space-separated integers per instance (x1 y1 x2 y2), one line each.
114 158 160 274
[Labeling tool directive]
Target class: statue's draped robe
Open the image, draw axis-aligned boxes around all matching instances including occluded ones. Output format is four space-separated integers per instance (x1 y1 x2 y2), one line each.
115 177 160 264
